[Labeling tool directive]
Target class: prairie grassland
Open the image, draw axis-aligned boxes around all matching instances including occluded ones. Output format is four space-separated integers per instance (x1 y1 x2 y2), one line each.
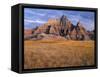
24 40 94 69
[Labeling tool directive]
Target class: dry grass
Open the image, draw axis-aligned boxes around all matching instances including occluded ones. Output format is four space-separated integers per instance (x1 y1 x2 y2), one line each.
24 40 94 69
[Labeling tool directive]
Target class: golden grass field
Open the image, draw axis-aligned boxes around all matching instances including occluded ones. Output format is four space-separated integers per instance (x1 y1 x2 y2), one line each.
24 40 94 69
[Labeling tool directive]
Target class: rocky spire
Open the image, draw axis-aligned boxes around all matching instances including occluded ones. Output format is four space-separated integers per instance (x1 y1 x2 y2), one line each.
76 20 81 27
60 15 68 27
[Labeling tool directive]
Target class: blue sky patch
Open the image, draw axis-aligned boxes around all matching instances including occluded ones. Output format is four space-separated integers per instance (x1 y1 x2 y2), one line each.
24 8 95 30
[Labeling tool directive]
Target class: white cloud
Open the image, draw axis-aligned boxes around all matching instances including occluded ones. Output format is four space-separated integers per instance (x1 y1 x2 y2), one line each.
25 8 45 16
24 19 46 24
34 20 46 24
37 13 45 16
24 19 34 23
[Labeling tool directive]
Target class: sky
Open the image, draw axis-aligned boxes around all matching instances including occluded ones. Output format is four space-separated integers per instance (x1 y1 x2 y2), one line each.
24 8 95 31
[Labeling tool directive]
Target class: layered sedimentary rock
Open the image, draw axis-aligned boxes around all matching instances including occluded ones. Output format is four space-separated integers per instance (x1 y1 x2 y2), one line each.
24 15 94 40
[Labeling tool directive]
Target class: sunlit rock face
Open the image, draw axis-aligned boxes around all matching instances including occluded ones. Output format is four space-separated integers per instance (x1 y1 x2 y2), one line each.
24 15 94 40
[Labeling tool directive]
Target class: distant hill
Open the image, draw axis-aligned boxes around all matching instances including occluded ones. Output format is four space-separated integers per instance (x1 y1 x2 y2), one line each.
24 15 94 40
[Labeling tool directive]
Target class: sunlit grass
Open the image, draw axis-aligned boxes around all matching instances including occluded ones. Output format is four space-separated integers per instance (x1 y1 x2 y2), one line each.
24 40 94 69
